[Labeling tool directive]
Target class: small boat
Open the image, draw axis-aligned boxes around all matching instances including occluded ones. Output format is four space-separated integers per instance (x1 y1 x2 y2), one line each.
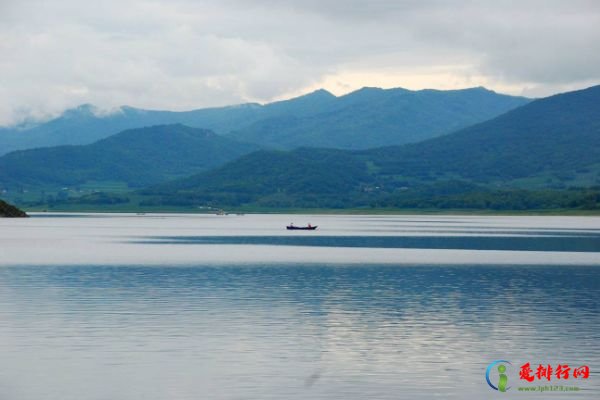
286 224 317 230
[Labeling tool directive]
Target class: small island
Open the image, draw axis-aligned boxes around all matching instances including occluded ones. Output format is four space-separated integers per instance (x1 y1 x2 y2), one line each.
0 199 28 217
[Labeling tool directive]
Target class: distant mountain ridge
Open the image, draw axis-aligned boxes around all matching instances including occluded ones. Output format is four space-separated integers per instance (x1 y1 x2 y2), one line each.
0 103 263 155
0 124 258 188
0 86 529 154
228 86 530 149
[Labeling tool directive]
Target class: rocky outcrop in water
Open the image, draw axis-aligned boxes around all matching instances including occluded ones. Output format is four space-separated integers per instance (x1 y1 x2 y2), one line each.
0 199 28 217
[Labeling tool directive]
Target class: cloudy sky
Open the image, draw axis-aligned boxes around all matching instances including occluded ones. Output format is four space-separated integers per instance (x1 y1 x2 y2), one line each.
1 0 599 125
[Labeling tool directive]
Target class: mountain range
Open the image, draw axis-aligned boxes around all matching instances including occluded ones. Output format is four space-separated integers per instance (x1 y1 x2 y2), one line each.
1 84 598 211
142 85 600 209
228 87 529 149
0 86 528 155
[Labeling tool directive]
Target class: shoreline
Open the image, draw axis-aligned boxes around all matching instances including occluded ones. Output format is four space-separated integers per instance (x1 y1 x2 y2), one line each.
21 206 600 217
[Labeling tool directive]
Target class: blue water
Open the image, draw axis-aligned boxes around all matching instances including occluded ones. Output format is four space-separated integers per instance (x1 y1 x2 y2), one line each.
0 214 599 399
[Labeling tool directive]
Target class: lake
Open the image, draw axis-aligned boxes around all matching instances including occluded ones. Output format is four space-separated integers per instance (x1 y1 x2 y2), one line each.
0 213 599 399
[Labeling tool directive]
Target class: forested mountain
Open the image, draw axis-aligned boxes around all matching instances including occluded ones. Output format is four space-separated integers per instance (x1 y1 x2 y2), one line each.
142 85 600 209
0 124 257 188
365 84 600 183
0 87 528 155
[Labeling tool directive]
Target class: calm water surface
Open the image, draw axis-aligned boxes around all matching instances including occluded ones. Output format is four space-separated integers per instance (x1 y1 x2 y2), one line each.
0 213 599 399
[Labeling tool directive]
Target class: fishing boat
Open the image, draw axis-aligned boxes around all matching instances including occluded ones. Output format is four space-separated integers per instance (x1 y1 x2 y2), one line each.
286 224 317 230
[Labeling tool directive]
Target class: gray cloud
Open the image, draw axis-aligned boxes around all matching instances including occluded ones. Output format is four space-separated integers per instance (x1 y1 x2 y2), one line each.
0 0 599 125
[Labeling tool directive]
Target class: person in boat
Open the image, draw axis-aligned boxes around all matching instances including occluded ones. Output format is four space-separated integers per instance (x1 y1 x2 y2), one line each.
308 223 312 228
290 222 294 227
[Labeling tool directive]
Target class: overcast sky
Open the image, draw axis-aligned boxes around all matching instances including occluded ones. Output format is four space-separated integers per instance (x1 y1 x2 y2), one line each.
1 0 599 125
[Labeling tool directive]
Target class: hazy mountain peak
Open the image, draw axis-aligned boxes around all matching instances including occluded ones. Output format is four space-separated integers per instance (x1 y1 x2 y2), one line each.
310 88 336 97
63 104 96 117
262 88 338 115
342 86 412 99
353 86 386 93
462 86 495 93
291 88 336 100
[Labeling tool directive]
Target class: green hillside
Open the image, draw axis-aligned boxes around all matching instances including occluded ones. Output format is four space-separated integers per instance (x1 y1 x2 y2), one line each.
0 124 257 189
142 148 371 208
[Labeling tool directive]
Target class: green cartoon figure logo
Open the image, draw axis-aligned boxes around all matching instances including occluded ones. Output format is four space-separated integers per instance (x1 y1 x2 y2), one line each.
486 360 511 392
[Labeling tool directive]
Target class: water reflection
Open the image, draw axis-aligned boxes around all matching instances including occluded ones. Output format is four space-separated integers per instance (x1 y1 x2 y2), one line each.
0 264 598 399
137 234 600 252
